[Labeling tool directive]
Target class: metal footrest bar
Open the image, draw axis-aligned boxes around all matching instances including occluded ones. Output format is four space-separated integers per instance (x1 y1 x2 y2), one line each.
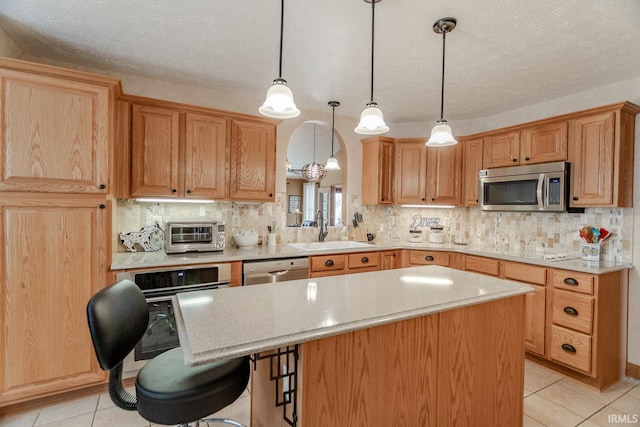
250 345 298 427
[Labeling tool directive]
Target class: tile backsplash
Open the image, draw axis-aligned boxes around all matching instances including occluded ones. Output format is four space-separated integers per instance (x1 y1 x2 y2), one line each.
115 197 631 263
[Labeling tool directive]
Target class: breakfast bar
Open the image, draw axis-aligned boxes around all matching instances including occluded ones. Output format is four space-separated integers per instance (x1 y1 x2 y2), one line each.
173 265 533 426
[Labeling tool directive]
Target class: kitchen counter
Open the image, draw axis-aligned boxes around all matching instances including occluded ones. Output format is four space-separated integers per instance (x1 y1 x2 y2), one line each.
173 265 532 365
111 240 631 274
173 265 531 426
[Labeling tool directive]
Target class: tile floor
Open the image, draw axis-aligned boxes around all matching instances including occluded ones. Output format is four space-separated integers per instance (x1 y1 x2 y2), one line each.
1 360 639 426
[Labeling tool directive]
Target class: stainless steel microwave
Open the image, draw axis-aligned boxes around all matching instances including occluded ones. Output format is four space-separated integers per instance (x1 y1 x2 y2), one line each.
479 161 570 212
165 220 225 253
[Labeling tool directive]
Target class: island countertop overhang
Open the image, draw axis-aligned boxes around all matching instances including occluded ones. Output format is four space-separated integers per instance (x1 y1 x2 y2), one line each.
173 265 533 366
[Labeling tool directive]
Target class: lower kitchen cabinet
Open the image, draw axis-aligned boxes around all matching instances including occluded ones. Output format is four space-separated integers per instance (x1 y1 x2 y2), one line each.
380 250 398 270
309 254 348 278
347 252 381 273
0 194 109 407
401 250 450 267
309 251 394 278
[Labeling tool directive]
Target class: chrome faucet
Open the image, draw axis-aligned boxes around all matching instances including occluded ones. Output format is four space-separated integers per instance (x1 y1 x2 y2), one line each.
316 210 328 242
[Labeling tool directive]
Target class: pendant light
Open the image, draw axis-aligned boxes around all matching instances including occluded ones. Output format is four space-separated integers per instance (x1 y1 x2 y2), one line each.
301 124 327 182
259 0 300 119
325 101 341 170
427 17 457 147
355 0 389 135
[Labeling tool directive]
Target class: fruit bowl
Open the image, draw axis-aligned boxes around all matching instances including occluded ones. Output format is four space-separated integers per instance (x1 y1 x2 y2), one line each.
233 231 259 248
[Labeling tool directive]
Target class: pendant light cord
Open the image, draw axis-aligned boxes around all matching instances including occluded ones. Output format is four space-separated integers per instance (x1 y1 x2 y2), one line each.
331 106 336 155
439 27 447 121
369 0 376 103
313 123 316 162
278 0 284 78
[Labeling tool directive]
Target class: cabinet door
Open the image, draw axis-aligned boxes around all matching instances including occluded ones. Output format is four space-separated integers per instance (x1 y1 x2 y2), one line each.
426 143 462 205
130 105 181 197
229 120 276 201
568 112 615 206
462 138 483 206
361 137 394 205
520 121 567 165
394 140 427 204
0 70 111 194
483 131 520 168
0 194 108 405
184 113 228 199
381 250 397 270
524 284 546 356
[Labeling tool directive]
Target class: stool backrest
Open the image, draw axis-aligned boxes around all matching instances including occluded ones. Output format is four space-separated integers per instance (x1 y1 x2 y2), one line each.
87 279 149 371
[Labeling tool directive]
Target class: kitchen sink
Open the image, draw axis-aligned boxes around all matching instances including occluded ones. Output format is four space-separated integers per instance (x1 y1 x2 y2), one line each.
288 241 373 251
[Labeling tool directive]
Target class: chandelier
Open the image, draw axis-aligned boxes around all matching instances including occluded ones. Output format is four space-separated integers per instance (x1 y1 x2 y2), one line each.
301 123 327 182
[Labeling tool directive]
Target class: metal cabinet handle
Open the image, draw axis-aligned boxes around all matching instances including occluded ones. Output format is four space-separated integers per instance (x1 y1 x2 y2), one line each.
186 189 192 194
99 184 106 190
361 257 369 264
512 158 518 162
425 255 434 261
563 277 578 286
99 204 106 209
572 196 579 201
525 157 530 161
172 189 177 193
325 260 334 267
561 343 576 353
563 306 579 316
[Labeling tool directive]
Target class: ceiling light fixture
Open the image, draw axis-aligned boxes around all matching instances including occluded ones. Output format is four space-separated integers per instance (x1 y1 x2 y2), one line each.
355 0 389 135
427 17 458 147
259 0 300 119
325 101 341 170
301 123 327 182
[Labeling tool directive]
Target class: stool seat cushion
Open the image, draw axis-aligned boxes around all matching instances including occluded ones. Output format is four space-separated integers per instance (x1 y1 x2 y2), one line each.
136 348 250 425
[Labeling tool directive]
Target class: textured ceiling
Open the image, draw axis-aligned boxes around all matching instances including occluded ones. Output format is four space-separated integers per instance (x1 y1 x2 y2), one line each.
1 0 640 124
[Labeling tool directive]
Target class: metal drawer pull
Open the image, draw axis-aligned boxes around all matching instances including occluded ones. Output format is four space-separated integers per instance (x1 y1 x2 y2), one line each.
563 277 578 286
325 260 334 267
361 257 369 263
561 343 576 353
425 256 434 261
563 306 579 316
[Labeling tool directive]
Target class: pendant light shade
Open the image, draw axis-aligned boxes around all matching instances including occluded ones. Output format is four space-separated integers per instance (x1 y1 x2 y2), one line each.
325 101 341 170
259 0 300 119
355 0 388 135
301 124 327 182
427 17 457 147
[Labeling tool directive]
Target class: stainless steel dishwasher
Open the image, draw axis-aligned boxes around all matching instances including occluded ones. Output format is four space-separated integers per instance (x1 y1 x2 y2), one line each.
243 257 309 285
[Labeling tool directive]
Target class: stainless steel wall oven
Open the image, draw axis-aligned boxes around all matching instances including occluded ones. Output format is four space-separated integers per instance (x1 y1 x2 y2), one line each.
116 263 231 376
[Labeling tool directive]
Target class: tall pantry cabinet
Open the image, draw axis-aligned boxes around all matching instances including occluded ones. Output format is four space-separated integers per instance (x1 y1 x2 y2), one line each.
0 58 118 407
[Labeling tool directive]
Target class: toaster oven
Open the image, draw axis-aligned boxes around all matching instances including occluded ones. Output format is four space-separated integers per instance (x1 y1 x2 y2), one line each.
165 220 225 253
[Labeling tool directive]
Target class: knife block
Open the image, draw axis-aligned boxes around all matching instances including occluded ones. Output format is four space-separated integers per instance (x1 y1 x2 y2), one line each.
349 226 367 242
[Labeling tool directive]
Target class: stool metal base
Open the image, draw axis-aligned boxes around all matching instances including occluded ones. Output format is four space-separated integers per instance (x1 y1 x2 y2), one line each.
182 418 245 427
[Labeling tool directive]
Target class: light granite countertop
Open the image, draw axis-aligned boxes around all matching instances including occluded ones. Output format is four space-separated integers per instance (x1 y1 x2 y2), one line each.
111 241 631 274
172 265 533 365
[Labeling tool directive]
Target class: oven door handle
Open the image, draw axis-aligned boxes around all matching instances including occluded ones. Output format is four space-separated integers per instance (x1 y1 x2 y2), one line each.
145 295 174 303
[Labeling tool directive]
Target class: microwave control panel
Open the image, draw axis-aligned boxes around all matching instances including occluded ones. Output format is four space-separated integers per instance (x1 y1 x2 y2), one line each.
548 177 561 205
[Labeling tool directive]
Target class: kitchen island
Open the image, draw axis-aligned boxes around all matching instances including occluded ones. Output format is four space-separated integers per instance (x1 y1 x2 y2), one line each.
173 265 532 426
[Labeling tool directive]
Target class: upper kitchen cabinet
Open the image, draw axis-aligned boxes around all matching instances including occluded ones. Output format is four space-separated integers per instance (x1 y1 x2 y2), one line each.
483 121 567 169
0 58 119 194
394 138 462 206
130 103 228 199
361 136 394 205
123 96 277 201
461 137 483 206
568 102 640 207
229 119 276 202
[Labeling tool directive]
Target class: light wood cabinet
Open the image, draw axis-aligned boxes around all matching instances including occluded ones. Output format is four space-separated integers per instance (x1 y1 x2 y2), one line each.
462 137 483 206
381 250 398 270
347 252 381 273
394 139 427 204
568 103 640 207
394 139 462 206
229 119 276 202
309 254 348 278
361 136 394 205
524 285 546 356
545 268 623 389
483 122 567 169
465 255 500 277
0 193 109 406
401 250 450 267
0 60 117 194
130 105 228 199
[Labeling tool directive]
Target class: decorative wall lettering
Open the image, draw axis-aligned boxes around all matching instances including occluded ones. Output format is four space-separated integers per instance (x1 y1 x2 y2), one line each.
409 215 441 229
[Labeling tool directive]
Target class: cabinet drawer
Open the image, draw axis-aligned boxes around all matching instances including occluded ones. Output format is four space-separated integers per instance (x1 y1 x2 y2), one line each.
552 290 594 334
550 325 592 374
310 254 347 273
465 256 500 276
550 269 594 295
407 251 450 267
348 252 381 270
503 262 546 285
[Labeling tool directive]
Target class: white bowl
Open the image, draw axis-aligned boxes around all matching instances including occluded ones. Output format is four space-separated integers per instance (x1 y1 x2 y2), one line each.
233 233 258 248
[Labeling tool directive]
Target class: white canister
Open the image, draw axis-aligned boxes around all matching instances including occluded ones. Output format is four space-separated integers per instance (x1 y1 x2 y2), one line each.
429 227 445 244
408 229 423 243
